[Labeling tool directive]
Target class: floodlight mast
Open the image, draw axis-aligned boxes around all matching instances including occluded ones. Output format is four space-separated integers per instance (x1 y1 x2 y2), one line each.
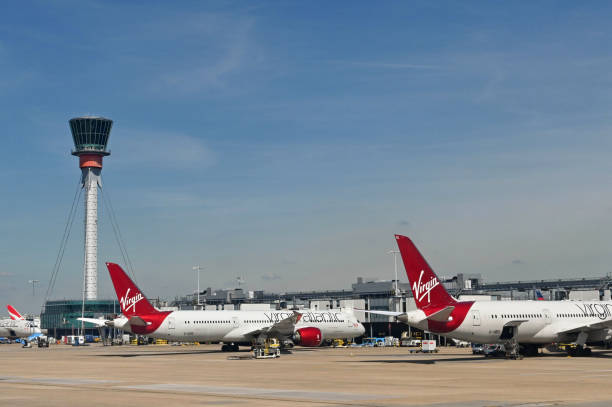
387 249 400 296
70 116 113 301
193 265 203 306
28 279 40 296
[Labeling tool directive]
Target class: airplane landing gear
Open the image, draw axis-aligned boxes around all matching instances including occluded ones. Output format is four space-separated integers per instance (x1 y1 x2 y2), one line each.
567 346 592 357
221 343 239 352
519 344 539 357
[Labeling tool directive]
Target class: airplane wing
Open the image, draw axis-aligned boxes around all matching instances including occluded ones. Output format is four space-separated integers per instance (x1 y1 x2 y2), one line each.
235 311 302 339
554 319 612 335
77 317 109 327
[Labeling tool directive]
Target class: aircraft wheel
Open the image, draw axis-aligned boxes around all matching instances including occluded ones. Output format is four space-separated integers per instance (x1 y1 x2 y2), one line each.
221 344 229 352
231 343 239 352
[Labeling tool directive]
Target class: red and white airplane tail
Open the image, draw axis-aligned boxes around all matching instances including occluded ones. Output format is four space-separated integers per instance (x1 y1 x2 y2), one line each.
395 234 456 310
7 305 24 320
106 262 160 316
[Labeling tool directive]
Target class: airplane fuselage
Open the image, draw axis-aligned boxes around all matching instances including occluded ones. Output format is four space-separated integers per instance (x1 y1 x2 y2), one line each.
406 300 612 344
115 309 365 343
0 318 42 340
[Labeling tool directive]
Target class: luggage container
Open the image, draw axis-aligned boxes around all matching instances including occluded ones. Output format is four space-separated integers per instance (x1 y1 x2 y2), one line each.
421 340 438 353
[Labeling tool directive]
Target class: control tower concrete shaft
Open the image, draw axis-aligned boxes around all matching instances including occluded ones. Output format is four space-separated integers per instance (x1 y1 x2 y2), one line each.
69 116 113 300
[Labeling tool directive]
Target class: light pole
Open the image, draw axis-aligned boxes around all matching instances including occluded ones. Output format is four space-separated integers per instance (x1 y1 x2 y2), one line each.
193 265 203 306
387 250 400 296
28 279 40 297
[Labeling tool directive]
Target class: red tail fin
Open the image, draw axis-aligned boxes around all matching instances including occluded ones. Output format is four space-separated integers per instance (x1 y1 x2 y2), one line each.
395 235 455 310
7 305 23 320
106 263 159 316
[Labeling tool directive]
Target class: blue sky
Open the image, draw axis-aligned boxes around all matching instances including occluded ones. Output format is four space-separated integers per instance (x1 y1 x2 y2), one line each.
1 1 612 313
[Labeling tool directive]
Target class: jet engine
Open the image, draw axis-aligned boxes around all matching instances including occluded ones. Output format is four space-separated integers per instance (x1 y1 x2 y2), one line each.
292 327 322 347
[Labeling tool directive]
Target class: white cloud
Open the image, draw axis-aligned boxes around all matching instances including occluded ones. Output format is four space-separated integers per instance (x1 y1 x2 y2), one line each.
151 15 258 93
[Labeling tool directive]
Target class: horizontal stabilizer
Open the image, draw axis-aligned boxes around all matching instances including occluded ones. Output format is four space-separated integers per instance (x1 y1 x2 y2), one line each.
77 317 109 327
128 316 151 327
355 309 405 317
425 306 455 322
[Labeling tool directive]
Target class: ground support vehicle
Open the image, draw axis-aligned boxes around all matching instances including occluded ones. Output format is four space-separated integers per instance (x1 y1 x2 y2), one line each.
253 338 280 359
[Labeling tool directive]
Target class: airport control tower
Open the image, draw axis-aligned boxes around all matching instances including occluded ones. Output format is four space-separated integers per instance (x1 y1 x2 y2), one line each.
69 116 113 300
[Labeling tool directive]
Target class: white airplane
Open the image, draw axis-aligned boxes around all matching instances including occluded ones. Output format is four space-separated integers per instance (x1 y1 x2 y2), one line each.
80 263 364 351
0 305 45 345
364 235 612 357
